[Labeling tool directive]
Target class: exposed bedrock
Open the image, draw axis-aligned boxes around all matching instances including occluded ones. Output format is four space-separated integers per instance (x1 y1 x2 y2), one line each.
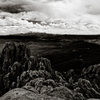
0 42 100 100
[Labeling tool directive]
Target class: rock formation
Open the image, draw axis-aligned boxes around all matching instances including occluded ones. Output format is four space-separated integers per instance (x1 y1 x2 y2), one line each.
0 42 100 100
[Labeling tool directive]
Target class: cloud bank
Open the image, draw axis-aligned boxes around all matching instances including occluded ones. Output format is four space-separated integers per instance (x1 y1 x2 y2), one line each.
0 0 100 16
0 0 100 35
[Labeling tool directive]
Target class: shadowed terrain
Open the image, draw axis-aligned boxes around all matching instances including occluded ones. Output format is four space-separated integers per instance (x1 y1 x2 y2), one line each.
0 34 100 100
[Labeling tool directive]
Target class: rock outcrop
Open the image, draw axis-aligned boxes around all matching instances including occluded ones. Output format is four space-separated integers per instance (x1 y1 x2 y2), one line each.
0 42 100 100
0 88 64 100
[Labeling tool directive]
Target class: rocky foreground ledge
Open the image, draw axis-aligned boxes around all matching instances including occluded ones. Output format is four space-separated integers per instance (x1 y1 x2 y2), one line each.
0 42 100 100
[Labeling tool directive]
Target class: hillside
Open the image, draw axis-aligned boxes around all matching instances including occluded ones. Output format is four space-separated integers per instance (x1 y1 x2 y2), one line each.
0 40 100 100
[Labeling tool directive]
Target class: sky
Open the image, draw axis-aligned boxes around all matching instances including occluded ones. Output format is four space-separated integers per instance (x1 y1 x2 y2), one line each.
0 0 100 35
0 0 100 17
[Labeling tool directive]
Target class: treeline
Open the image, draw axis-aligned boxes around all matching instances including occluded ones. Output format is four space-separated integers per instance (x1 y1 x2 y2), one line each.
1 33 100 42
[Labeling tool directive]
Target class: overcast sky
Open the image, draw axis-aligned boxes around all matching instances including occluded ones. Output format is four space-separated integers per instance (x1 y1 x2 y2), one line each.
0 0 100 18
0 0 100 35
